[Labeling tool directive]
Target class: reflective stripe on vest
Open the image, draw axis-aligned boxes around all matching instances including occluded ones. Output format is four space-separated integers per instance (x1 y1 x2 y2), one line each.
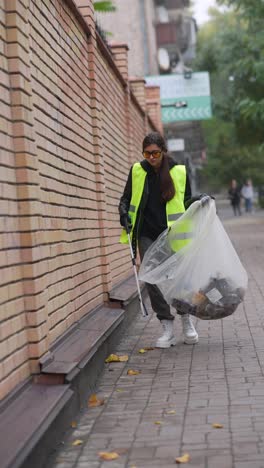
120 163 190 250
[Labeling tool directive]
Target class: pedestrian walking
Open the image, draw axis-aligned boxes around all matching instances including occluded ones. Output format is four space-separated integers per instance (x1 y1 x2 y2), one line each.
118 132 210 348
228 179 241 216
241 178 254 213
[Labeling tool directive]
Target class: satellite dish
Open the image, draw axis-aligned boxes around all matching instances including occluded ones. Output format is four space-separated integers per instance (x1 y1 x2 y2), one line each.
158 48 170 71
156 6 169 23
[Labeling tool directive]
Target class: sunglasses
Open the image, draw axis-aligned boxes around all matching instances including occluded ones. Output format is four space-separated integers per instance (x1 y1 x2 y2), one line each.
142 150 162 159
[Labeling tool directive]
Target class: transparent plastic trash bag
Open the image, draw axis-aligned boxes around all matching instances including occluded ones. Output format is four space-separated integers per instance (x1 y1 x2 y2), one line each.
139 199 248 320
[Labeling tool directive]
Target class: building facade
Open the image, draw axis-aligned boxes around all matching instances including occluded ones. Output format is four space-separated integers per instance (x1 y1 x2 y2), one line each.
99 0 206 193
98 0 195 76
97 0 159 77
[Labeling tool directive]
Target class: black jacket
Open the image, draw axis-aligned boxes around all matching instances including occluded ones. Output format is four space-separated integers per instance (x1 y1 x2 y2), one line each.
119 158 192 254
228 187 241 205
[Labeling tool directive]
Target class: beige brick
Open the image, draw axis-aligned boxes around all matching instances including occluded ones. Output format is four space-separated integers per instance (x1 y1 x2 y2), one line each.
28 339 47 359
9 73 31 93
0 362 30 400
27 322 47 343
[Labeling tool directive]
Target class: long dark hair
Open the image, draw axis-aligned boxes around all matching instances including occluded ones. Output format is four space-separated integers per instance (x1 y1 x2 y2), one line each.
142 132 176 202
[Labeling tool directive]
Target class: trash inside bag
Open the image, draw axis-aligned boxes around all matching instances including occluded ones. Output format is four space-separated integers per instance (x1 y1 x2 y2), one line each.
139 199 248 320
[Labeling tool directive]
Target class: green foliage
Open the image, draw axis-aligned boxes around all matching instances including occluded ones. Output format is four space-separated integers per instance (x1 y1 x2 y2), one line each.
203 133 264 190
217 0 264 19
259 195 264 209
195 3 264 191
216 0 264 139
94 1 116 12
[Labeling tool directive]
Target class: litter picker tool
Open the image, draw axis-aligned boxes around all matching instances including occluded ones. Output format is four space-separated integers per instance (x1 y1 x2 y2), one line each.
125 224 148 318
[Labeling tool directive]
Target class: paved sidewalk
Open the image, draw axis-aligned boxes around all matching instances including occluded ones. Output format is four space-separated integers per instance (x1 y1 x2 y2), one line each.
50 211 264 468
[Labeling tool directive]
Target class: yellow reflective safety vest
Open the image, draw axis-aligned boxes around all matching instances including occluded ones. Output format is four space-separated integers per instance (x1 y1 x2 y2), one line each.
120 162 192 252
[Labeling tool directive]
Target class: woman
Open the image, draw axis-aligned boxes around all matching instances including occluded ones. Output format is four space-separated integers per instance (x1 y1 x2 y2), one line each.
228 179 241 216
119 132 208 348
241 178 254 213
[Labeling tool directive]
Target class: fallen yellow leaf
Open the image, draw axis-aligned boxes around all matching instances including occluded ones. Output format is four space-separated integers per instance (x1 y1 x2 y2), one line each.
98 451 119 461
116 388 124 392
119 355 129 362
88 394 105 407
72 439 83 446
71 421 77 428
154 421 162 425
167 410 176 415
127 369 141 375
212 423 223 428
139 347 155 353
175 453 190 464
105 354 129 363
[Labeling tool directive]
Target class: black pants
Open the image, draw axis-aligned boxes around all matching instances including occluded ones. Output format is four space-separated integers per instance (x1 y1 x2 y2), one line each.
138 236 174 321
232 202 241 216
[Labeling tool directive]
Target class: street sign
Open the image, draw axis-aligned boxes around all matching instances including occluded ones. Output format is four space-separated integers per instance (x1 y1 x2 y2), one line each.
167 139 185 152
146 72 212 122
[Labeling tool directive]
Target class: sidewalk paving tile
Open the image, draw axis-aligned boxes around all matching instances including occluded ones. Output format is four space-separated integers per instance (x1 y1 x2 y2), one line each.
49 211 264 468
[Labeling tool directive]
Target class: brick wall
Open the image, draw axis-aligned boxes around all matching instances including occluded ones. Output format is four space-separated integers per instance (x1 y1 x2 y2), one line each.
0 0 162 400
146 85 163 135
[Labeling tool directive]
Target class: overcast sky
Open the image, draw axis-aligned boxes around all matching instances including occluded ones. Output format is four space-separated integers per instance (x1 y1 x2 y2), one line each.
192 0 217 25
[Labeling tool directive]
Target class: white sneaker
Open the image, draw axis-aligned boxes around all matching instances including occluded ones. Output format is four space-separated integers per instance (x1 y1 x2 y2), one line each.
181 314 198 344
155 320 177 348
